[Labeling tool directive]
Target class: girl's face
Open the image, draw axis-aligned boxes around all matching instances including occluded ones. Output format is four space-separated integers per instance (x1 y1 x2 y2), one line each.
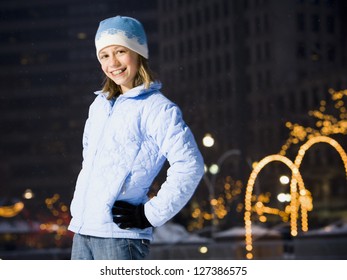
98 45 139 93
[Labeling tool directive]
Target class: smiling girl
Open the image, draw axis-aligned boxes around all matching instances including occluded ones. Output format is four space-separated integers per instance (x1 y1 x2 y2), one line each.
68 16 204 260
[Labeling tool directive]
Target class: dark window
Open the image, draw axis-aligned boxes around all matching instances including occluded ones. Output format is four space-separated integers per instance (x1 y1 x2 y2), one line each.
326 0 335 7
312 87 320 106
277 95 285 112
265 41 271 60
204 6 210 23
224 26 230 44
205 32 211 50
311 14 320 32
289 92 296 112
327 44 336 61
297 13 305 32
264 14 269 32
266 70 272 88
297 42 306 58
255 17 261 33
196 9 202 26
256 44 262 61
215 30 221 46
214 2 220 19
301 90 308 110
179 16 184 32
326 15 335 33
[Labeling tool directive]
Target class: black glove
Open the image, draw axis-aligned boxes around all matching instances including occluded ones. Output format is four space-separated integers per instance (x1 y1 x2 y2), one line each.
112 201 152 229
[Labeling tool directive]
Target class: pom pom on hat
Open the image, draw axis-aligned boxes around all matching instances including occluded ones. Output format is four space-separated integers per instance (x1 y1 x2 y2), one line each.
95 16 148 60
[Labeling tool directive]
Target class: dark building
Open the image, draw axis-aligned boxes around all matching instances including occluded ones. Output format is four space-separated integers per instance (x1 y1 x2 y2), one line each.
158 0 347 227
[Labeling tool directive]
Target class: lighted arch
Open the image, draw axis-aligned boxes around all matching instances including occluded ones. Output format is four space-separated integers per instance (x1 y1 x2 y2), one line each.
294 135 347 176
292 135 347 233
244 136 347 259
244 154 306 260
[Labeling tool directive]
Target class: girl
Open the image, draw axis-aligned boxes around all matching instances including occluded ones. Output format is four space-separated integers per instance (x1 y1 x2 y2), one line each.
68 16 204 260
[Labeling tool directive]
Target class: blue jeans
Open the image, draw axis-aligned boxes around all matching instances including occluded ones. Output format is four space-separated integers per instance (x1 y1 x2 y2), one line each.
71 233 150 260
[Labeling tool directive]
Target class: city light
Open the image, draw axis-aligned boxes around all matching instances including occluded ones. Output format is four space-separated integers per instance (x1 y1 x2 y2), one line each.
280 89 347 156
277 193 291 203
202 133 215 147
209 164 219 174
279 175 290 185
0 201 24 218
193 150 243 234
23 188 34 200
199 246 208 254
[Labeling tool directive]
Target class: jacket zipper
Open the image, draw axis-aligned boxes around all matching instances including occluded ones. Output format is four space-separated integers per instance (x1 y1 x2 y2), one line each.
80 96 120 229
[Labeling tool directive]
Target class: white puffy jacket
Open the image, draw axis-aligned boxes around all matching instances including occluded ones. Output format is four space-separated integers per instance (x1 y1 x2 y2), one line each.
68 82 204 240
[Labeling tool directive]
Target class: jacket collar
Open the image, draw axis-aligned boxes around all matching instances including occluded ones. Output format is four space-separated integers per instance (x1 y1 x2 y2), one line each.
94 81 162 99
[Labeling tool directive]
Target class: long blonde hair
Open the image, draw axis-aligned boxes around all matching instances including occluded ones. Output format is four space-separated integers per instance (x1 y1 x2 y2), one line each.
102 55 156 100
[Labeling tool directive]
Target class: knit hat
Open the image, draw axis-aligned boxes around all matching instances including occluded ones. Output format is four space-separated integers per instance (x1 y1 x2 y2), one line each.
95 16 148 60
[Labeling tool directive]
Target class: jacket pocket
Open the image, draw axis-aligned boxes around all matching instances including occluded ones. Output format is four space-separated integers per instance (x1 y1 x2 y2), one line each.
118 171 131 195
106 170 131 206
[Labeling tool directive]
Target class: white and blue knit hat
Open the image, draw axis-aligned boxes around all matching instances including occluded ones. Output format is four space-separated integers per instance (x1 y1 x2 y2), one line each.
95 16 148 60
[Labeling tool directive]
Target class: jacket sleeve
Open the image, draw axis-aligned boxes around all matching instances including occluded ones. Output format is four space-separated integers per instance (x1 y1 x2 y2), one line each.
144 102 204 227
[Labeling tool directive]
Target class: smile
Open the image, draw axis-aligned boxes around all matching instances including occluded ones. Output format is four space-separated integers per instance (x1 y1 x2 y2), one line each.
112 68 126 75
